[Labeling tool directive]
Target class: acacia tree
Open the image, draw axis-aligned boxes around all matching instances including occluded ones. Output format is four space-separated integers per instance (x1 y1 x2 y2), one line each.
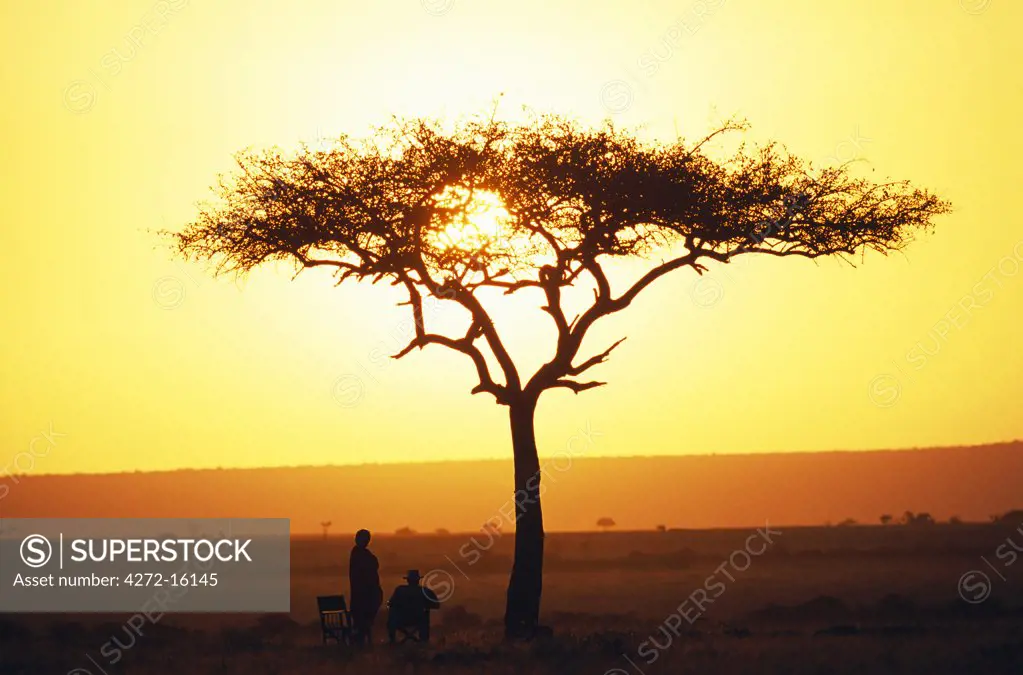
169 113 948 638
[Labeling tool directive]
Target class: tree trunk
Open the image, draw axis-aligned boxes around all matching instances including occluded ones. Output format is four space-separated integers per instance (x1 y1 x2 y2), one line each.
503 397 545 638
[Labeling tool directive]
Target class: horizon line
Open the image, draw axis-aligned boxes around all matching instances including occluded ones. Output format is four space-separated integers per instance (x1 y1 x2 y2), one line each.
8 438 1022 480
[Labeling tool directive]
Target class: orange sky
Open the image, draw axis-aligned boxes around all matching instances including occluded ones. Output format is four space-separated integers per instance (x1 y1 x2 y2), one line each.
6 445 1022 531
1 0 1021 475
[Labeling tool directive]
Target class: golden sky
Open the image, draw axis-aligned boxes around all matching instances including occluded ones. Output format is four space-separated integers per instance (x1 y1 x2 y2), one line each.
1 0 1021 475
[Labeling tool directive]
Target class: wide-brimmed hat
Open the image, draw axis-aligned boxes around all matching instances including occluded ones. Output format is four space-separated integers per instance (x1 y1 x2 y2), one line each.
403 569 422 582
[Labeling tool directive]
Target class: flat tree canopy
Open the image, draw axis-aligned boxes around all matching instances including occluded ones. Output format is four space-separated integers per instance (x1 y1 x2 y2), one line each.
171 115 948 401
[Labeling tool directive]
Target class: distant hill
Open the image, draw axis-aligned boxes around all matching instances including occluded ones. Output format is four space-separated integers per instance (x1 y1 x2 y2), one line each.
1 442 1021 533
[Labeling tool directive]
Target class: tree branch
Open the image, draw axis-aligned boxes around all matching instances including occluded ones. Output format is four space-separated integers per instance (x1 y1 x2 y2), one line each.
548 379 606 394
567 337 627 376
391 278 510 404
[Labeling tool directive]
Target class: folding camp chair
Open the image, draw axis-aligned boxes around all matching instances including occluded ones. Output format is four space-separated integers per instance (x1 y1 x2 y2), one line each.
317 595 353 645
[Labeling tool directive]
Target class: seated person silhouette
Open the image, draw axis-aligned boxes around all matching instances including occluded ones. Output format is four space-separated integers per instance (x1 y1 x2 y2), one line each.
386 569 440 643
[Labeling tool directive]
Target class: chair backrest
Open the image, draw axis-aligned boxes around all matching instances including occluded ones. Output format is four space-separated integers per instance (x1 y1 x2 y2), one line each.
318 595 347 613
317 594 350 643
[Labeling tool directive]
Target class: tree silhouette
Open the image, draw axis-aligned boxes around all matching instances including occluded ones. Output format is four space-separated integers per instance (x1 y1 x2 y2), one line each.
168 112 949 638
880 514 892 526
993 509 1023 523
596 517 616 531
902 511 935 526
320 520 332 540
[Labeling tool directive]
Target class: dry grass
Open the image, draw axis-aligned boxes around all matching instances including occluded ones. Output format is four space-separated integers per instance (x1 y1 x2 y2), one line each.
4 523 1023 674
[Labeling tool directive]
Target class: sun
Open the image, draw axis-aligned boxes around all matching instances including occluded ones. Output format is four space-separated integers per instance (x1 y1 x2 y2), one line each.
430 185 512 252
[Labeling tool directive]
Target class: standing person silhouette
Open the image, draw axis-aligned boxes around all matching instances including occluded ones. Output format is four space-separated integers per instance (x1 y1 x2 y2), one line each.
348 529 383 645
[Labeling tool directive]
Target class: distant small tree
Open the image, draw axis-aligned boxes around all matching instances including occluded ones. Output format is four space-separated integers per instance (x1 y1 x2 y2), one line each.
902 511 934 526
435 528 451 536
837 518 857 527
596 517 616 532
880 514 893 526
320 520 332 540
992 509 1023 523
655 524 667 533
395 526 417 536
948 516 962 525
